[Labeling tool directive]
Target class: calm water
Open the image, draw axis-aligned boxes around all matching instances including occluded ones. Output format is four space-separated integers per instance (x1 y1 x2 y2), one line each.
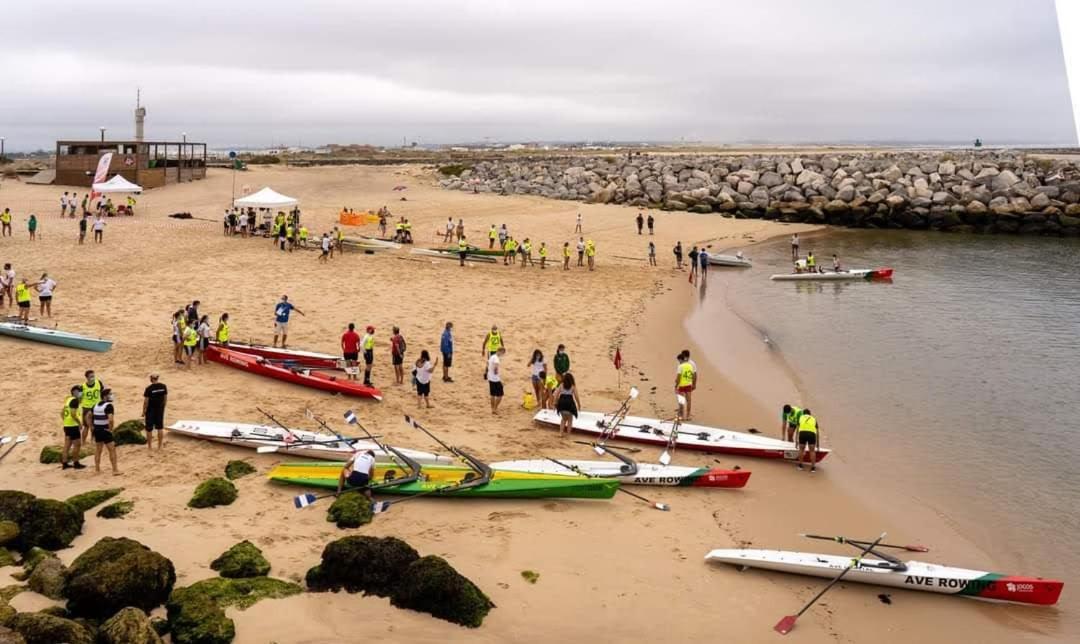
692 230 1080 624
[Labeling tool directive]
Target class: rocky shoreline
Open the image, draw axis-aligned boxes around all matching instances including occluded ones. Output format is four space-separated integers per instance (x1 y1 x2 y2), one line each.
439 152 1080 235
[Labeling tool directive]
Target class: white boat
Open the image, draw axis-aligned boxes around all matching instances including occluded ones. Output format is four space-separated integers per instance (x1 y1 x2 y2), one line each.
343 236 401 250
532 409 829 463
490 458 750 488
0 321 113 352
770 267 894 281
167 420 451 464
704 549 1063 606
707 253 752 268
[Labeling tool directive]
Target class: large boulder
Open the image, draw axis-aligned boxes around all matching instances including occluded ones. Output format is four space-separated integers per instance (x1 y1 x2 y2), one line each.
188 478 237 509
27 557 65 600
0 523 17 548
64 537 176 619
991 170 1021 192
306 536 419 597
0 492 35 526
65 489 123 515
17 499 83 551
390 555 494 628
165 594 234 644
760 171 783 187
0 626 26 644
99 607 163 644
210 541 270 578
7 613 93 644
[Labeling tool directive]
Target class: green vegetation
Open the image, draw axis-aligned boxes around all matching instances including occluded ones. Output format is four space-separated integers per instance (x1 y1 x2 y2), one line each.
113 420 148 446
64 537 176 620
65 488 123 514
391 555 495 628
224 460 256 480
210 541 270 578
96 501 134 519
326 491 373 528
188 478 237 509
39 445 93 464
166 593 234 644
438 163 471 177
520 569 540 584
171 576 302 611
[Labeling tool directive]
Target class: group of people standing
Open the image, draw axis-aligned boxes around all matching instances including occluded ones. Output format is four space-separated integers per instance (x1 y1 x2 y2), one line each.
0 263 57 322
171 300 230 368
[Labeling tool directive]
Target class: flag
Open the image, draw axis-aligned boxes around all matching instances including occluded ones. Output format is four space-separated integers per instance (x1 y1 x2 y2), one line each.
614 348 622 370
89 152 114 202
344 410 357 425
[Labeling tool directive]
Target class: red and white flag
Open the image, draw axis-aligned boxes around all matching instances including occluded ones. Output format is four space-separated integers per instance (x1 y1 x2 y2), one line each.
89 152 114 202
613 347 623 370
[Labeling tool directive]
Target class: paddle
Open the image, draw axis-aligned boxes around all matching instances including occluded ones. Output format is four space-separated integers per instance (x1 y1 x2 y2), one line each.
659 395 687 466
0 435 28 464
774 532 887 635
594 387 638 454
255 407 303 444
799 533 928 553
543 453 670 512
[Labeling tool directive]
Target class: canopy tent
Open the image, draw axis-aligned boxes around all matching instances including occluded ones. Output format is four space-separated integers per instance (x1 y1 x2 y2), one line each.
234 187 299 208
92 174 143 193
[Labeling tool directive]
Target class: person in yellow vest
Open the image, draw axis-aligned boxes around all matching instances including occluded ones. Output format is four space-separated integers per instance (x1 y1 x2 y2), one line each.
14 278 32 323
126 195 136 216
796 409 821 472
60 385 86 470
298 225 309 247
458 235 469 267
80 369 104 443
402 218 413 244
542 370 558 409
488 224 497 249
285 223 295 252
538 242 548 269
562 242 571 270
806 251 817 273
674 353 697 420
334 226 344 253
182 320 199 368
0 208 12 237
362 325 376 386
521 238 533 268
481 325 505 377
585 238 597 271
394 219 404 243
216 313 230 346
502 236 513 265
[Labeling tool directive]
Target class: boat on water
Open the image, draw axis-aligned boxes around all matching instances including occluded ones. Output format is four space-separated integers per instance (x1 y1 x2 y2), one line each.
705 548 1064 606
770 267 894 281
168 420 451 463
707 253 752 268
209 341 339 367
491 458 750 488
206 345 382 400
533 408 829 462
0 322 113 352
268 461 619 499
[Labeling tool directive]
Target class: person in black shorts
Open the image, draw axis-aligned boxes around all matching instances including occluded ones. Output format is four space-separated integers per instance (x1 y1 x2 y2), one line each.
61 385 86 470
337 450 375 499
91 388 120 475
362 325 376 387
143 374 168 451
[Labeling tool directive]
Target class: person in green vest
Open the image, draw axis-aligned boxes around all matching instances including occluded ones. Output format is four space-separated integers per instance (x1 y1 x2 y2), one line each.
796 409 821 472
60 385 86 470
0 208 12 237
80 370 104 443
14 277 32 323
538 242 548 269
781 404 804 442
481 325 505 379
458 235 469 267
488 224 497 249
362 325 376 387
182 322 199 368
675 353 697 419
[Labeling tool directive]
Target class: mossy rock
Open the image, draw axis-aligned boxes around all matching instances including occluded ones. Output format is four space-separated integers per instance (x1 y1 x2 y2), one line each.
99 606 163 644
26 558 65 600
390 555 494 628
0 522 18 548
16 499 83 551
0 550 16 569
210 541 269 579
187 478 237 509
0 585 25 604
0 625 23 644
65 488 123 514
64 537 176 620
165 594 234 644
19 549 55 577
171 576 302 611
0 492 35 525
35 606 67 618
113 420 147 446
326 491 373 529
96 501 134 519
305 536 418 597
520 569 540 584
7 612 93 644
149 616 169 637
38 446 92 465
224 460 256 481
0 605 14 630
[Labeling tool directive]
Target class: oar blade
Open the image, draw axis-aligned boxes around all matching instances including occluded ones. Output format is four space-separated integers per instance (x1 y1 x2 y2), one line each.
592 444 606 456
293 493 318 509
774 615 797 635
654 502 671 512
659 450 672 466
372 500 391 514
256 446 279 454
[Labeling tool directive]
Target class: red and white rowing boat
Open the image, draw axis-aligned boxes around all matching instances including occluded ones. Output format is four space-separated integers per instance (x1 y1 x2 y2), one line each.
209 341 340 368
206 345 381 400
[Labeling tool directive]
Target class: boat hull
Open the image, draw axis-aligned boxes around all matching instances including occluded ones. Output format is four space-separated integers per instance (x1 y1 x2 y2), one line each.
490 459 750 488
532 410 829 463
269 461 619 499
206 346 382 400
0 322 112 352
705 549 1063 606
707 254 752 268
770 267 894 281
209 341 340 367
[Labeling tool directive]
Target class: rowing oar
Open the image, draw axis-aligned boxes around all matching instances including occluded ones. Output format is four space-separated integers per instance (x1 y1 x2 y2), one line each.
799 533 929 553
774 532 886 635
255 407 303 443
542 454 669 511
0 435 28 464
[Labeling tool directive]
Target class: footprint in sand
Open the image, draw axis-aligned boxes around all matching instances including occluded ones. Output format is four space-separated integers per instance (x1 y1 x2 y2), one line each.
487 511 530 522
542 502 569 513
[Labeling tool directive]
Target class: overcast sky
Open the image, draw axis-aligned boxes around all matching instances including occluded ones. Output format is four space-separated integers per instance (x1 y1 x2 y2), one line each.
1 0 1076 151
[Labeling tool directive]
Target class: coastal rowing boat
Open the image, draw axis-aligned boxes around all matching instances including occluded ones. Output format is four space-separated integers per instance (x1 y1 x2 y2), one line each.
532 409 829 462
704 549 1064 606
342 236 401 250
770 267 894 281
210 341 340 367
167 420 450 463
707 254 752 268
206 345 382 400
0 322 113 352
409 248 498 263
429 246 504 257
268 461 619 499
490 458 751 487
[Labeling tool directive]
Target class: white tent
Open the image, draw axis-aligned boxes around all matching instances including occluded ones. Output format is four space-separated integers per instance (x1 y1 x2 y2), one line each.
234 187 298 208
92 174 143 193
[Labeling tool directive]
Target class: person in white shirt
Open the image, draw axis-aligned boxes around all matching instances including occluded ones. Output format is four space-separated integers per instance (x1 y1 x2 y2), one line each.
575 212 583 233
60 193 69 217
1 263 15 308
576 238 585 267
413 350 439 408
337 449 375 498
92 215 105 243
444 217 455 243
34 273 57 318
487 347 505 414
196 315 212 365
319 233 331 263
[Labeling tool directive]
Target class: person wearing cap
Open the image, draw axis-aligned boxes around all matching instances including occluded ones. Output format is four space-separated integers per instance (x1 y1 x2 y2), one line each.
91 387 120 475
143 374 168 451
60 385 86 470
337 448 375 499
362 325 376 387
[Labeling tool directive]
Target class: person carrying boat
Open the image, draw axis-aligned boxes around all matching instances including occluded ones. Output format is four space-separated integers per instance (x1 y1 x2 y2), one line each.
273 295 304 349
796 409 820 472
362 326 376 386
298 225 309 247
216 313 230 346
458 235 469 267
781 404 804 442
342 323 361 381
555 372 581 434
60 385 86 470
335 226 345 252
143 374 168 451
91 388 120 475
14 278 32 323
79 370 103 442
337 449 376 499
675 353 696 420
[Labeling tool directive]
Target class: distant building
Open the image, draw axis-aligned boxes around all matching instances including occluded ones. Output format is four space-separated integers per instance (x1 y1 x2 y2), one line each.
54 140 207 188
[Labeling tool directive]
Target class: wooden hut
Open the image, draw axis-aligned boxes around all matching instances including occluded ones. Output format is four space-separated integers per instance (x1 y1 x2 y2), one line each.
54 140 207 188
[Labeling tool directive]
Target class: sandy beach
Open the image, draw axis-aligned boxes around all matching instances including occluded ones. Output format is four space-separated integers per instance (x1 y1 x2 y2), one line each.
0 165 1065 642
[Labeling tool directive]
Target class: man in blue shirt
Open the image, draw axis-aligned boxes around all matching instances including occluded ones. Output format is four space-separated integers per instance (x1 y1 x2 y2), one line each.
273 295 305 348
440 321 454 383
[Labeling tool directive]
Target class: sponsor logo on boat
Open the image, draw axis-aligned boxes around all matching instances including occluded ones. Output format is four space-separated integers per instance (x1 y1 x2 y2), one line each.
1006 582 1034 593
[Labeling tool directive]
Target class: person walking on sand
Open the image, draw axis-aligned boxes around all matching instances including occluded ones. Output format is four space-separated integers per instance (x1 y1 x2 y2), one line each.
585 238 596 271
0 208 11 237
69 194 78 217
635 211 644 235
675 353 697 420
14 278 32 323
575 212 583 233
698 246 709 283
553 344 570 382
487 346 506 414
362 325 376 386
390 326 407 385
688 246 699 281
576 237 585 267
527 349 547 409
341 323 361 381
92 214 105 243
216 312 230 346
781 404 805 443
197 314 212 364
791 233 800 261
337 448 375 498
440 321 454 382
562 241 571 270
414 350 438 408
673 241 684 269
555 372 581 434
34 273 56 318
60 192 69 217
320 233 331 263
91 388 120 475
796 408 820 472
273 295 304 348
647 213 654 235
60 385 86 470
143 374 168 451
648 241 656 266
28 214 37 241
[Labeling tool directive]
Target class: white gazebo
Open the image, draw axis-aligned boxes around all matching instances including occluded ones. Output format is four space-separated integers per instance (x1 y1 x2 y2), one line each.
234 187 299 209
92 174 143 194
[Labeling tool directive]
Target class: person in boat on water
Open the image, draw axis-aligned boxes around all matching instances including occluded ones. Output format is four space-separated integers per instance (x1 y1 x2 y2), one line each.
527 349 547 410
92 388 120 475
675 352 697 419
555 372 581 434
781 404 804 442
337 449 375 499
832 254 842 273
216 313 230 346
342 323 361 381
60 385 86 470
362 325 376 386
143 374 168 451
414 350 438 408
273 295 304 348
796 408 820 472
487 346 506 415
